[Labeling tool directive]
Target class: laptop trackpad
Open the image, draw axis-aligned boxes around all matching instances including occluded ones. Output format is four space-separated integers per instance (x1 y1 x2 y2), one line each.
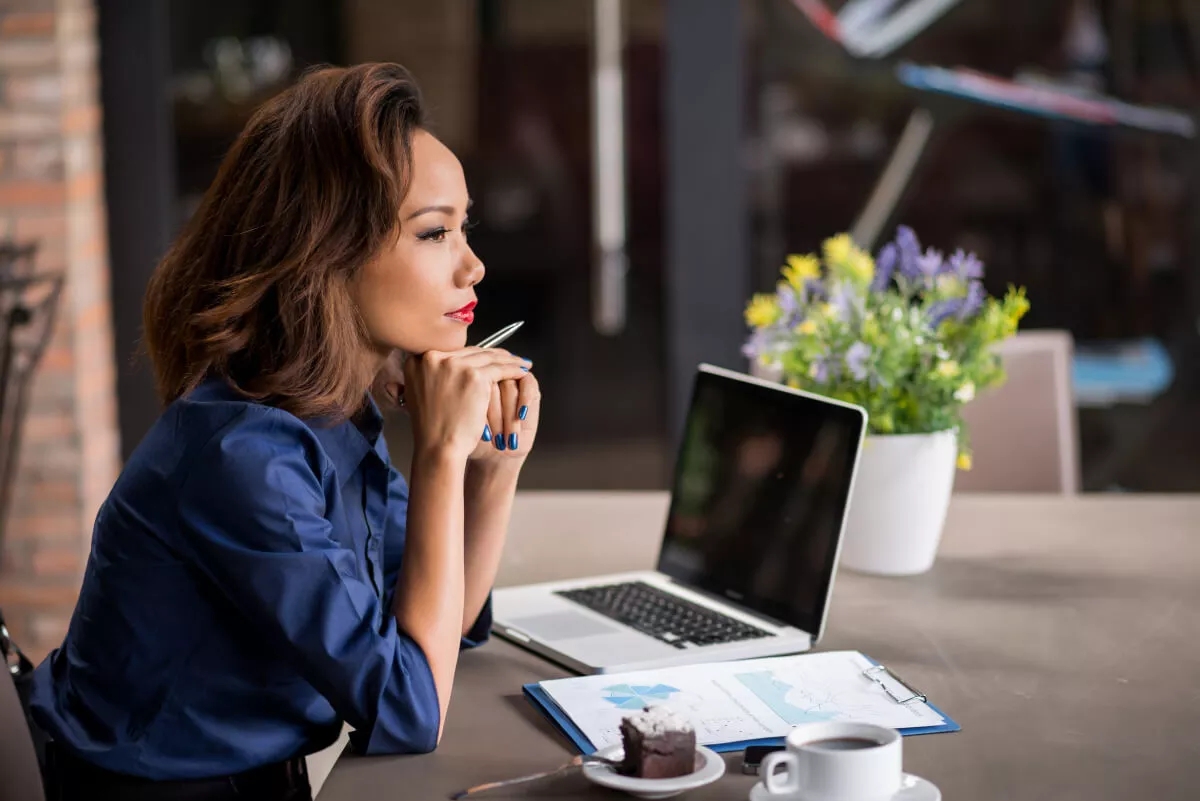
510 612 620 641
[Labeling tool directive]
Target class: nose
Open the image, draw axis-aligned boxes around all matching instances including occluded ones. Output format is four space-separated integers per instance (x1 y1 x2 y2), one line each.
459 245 485 288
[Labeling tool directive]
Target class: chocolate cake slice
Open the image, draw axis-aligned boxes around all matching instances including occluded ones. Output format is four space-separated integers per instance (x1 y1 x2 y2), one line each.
618 705 697 779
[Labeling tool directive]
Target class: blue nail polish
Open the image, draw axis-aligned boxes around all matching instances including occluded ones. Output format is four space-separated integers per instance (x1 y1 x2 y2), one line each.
508 432 518 450
481 425 492 442
518 406 529 421
495 436 505 451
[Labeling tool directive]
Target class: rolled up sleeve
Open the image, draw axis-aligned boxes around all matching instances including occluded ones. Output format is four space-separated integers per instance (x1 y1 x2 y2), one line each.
177 411 440 755
460 595 493 649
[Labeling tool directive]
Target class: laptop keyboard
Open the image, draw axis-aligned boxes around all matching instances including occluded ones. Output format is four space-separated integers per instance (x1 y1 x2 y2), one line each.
555 581 775 649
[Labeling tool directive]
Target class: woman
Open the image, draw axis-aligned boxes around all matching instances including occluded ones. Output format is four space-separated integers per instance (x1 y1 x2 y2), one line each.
29 63 537 800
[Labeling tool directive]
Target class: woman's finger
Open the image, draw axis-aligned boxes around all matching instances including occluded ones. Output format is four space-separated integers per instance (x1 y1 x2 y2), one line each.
516 371 540 429
485 381 502 447
453 347 530 370
476 361 531 386
499 379 520 452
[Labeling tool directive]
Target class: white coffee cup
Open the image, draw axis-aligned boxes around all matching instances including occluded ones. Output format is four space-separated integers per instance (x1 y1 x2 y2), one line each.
760 722 902 801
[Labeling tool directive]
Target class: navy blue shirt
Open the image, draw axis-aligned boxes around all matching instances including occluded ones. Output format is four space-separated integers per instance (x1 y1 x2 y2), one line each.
30 378 491 780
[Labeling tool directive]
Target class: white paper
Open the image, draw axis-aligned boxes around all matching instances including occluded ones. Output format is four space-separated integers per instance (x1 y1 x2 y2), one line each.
538 651 946 750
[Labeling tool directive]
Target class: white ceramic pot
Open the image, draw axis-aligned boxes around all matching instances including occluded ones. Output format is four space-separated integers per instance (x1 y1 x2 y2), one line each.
839 429 958 576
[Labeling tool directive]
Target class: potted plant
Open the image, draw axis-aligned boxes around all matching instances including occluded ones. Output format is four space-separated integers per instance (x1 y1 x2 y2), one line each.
743 226 1029 575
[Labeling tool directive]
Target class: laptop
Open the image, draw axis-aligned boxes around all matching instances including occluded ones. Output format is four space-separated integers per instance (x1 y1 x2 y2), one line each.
492 363 868 674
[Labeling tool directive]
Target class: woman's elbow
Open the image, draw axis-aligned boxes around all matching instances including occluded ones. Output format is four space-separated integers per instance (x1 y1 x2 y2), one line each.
356 719 439 756
353 695 441 756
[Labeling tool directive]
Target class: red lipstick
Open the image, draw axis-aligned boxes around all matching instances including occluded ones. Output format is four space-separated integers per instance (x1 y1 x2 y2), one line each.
446 301 476 325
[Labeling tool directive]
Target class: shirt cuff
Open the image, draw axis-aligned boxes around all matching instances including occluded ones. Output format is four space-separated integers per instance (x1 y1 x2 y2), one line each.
460 594 493 650
350 631 441 755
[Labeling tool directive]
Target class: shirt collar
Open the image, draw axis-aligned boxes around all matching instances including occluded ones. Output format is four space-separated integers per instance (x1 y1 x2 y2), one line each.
189 377 387 482
308 395 386 484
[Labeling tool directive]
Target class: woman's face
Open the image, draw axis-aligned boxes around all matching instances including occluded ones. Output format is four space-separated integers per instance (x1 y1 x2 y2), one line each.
353 129 484 358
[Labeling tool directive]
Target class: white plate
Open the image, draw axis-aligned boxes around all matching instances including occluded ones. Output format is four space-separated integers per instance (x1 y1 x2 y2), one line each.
748 772 941 801
581 744 726 799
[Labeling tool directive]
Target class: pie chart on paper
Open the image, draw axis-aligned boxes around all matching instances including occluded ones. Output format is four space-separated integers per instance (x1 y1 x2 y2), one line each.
601 683 681 710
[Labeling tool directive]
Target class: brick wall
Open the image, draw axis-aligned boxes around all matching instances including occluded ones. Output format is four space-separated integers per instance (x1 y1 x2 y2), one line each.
0 0 120 662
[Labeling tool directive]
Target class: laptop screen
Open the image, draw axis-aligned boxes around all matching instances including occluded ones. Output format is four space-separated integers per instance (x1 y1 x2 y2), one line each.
657 366 865 638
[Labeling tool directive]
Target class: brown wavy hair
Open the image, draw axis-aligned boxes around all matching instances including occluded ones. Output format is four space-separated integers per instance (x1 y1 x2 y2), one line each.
143 63 425 420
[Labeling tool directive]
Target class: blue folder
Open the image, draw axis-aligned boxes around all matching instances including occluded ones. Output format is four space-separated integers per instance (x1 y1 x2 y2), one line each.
522 655 961 755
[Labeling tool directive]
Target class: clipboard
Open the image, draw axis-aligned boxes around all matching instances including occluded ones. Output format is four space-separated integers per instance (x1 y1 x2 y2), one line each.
523 654 960 755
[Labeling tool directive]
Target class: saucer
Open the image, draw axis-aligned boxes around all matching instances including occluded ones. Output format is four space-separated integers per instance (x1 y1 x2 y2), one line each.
581 744 726 799
748 773 941 801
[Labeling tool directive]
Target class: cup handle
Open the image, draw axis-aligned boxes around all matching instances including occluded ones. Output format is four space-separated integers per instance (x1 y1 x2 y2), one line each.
761 751 801 795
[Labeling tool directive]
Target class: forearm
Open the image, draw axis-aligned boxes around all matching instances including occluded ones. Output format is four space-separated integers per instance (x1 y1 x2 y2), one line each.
462 461 520 634
392 446 467 735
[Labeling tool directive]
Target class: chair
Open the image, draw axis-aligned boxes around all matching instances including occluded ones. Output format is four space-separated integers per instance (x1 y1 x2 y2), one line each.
955 330 1080 493
0 667 45 801
306 724 350 798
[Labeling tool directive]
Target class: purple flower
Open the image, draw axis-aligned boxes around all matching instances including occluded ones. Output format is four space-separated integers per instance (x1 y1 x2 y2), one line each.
743 328 776 360
829 282 862 322
805 278 827 302
959 280 985 319
871 243 898 292
918 248 944 278
927 297 965 328
776 284 799 322
810 356 837 384
896 225 922 278
830 286 852 321
844 341 871 381
948 248 984 280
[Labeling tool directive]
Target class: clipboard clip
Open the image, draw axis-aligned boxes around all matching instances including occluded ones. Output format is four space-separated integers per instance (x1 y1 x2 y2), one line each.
862 664 927 706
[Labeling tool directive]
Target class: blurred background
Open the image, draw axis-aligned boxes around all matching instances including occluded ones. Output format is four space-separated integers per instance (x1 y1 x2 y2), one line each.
1 0 1198 658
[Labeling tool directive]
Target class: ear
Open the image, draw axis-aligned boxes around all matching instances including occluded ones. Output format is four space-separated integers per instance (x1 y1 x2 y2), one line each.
371 350 407 410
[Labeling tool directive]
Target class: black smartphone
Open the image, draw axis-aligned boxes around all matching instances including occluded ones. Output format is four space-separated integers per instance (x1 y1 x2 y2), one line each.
741 744 786 775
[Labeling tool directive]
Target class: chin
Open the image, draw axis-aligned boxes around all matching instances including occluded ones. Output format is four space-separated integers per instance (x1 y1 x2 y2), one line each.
420 327 470 354
393 318 470 355
442 322 470 350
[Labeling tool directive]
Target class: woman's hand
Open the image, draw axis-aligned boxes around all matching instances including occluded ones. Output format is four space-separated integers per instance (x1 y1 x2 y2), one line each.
401 348 530 461
470 370 540 464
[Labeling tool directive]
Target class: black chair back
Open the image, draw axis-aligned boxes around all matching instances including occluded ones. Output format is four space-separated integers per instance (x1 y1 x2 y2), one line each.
1 610 46 801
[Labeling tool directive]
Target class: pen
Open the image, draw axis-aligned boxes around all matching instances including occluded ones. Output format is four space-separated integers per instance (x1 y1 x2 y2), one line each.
393 322 527 417
475 321 523 349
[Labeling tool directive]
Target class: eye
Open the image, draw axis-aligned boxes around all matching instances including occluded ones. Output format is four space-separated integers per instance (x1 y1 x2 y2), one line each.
416 226 449 243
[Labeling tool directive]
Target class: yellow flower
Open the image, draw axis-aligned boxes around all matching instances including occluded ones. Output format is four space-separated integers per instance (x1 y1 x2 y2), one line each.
744 293 781 328
786 377 801 390
824 233 874 286
794 319 818 336
847 250 875 285
782 254 821 290
1004 288 1031 333
956 452 973 471
935 360 961 378
823 234 854 267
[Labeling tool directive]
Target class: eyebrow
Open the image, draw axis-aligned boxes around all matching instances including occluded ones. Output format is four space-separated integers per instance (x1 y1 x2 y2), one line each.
404 199 474 221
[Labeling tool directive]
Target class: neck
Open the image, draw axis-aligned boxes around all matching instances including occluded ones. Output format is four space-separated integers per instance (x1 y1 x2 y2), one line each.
365 347 404 406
